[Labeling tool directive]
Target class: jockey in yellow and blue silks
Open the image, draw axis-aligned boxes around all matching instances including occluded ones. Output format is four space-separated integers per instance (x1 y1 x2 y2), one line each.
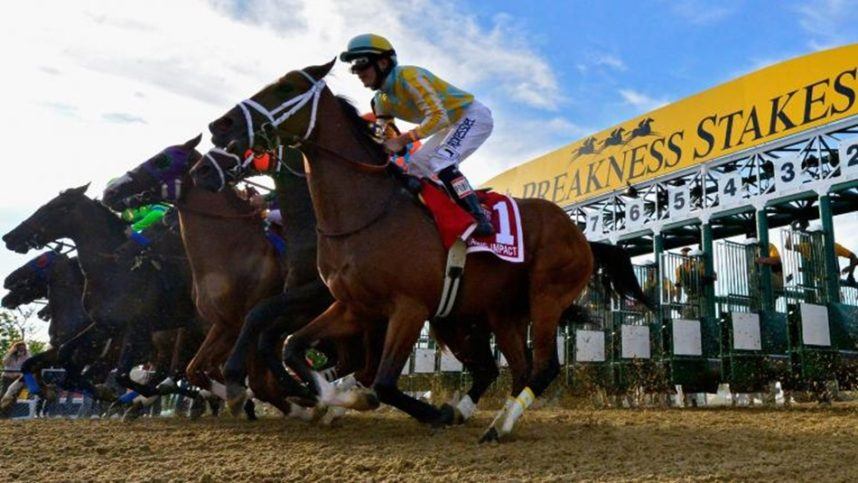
340 33 495 236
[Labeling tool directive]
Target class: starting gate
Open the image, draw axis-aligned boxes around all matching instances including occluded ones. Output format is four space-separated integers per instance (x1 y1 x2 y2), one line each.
659 251 719 393
781 229 858 389
714 240 789 392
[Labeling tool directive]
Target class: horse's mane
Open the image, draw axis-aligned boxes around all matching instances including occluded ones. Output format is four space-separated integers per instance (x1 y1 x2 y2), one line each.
81 195 129 234
335 96 387 162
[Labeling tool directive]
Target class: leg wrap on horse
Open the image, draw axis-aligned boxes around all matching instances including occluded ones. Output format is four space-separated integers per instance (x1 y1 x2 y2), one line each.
22 373 41 394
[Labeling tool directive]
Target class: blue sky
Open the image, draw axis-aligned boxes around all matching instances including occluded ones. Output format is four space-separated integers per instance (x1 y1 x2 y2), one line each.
460 0 858 142
0 0 857 339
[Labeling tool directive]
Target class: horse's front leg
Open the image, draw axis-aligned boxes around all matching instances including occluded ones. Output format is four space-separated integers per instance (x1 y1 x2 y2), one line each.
369 300 451 426
282 301 366 406
223 292 290 410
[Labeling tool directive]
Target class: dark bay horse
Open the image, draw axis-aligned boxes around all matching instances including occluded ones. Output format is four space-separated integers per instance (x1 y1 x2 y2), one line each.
0 252 192 417
205 60 649 441
103 136 322 418
2 187 205 408
1 252 92 409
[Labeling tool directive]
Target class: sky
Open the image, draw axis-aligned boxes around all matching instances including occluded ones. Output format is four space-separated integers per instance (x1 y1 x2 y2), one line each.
1 0 857 340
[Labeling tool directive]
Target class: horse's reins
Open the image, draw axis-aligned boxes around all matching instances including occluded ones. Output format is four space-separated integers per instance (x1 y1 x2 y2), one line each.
178 203 262 220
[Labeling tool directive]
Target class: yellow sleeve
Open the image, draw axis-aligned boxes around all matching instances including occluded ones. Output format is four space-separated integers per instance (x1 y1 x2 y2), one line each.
835 243 855 259
769 243 780 261
401 68 450 138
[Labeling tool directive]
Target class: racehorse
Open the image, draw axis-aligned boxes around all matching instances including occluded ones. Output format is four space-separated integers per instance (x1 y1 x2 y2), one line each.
2 187 205 411
202 60 650 441
193 145 502 424
103 136 328 418
1 252 93 411
0 252 196 418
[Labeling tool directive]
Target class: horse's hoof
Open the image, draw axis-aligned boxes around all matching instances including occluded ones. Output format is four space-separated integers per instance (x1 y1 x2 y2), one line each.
478 426 501 444
441 402 467 426
189 395 206 420
432 403 456 427
344 388 379 411
226 383 247 417
208 398 222 417
286 395 319 408
122 402 142 422
243 399 257 421
320 405 346 426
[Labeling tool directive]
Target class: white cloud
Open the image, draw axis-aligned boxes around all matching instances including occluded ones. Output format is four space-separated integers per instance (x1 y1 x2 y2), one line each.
593 53 627 71
793 0 858 49
667 0 736 25
619 89 670 112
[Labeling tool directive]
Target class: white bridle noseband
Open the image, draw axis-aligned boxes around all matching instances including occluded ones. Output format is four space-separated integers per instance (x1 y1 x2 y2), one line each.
203 69 324 191
236 69 326 148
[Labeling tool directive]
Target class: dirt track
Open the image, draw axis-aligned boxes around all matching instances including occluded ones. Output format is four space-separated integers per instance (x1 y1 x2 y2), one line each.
1 405 856 481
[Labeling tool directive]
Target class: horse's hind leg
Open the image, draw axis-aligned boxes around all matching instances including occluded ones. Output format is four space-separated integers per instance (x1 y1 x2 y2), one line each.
479 315 530 443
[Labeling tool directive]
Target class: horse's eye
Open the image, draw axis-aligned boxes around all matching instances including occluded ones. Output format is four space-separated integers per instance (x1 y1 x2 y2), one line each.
277 83 294 95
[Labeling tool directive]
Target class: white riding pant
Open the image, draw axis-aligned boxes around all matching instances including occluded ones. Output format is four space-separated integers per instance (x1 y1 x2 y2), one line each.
407 100 493 178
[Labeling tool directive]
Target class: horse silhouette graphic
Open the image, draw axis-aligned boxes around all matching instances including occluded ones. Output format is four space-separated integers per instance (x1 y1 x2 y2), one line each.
630 118 654 138
602 127 626 148
569 119 658 164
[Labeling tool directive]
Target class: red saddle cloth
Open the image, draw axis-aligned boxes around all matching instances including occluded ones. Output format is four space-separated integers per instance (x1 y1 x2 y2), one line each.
419 180 524 263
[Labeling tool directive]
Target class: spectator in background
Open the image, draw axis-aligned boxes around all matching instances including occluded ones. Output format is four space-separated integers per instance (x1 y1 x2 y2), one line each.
2 341 29 397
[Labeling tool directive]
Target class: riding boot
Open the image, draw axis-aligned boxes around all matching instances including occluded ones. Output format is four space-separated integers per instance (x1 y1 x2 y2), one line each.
386 162 422 194
437 165 495 237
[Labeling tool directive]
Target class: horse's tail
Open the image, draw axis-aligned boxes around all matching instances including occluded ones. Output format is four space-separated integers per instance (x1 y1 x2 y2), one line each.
589 241 655 311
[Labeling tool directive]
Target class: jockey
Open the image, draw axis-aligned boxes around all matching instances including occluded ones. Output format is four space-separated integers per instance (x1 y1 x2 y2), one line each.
341 33 495 236
120 203 170 246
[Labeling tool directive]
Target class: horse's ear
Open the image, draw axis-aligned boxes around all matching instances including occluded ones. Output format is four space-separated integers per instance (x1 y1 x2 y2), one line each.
184 134 202 150
71 183 90 195
305 58 336 80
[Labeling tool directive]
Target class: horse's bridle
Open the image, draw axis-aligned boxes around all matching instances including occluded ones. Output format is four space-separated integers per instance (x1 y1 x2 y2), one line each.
236 69 325 150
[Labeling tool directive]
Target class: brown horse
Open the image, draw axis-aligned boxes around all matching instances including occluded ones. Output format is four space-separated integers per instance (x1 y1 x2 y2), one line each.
206 60 608 442
102 137 315 419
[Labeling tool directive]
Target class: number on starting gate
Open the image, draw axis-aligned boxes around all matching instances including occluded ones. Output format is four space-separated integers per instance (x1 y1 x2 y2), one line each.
625 198 645 230
838 136 858 177
773 155 801 190
668 184 691 218
583 210 604 238
717 171 744 206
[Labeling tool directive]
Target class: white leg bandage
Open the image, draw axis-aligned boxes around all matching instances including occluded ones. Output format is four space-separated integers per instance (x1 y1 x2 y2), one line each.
333 374 357 392
501 387 535 434
489 396 516 428
156 377 175 392
209 381 227 401
456 395 476 420
288 402 315 421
